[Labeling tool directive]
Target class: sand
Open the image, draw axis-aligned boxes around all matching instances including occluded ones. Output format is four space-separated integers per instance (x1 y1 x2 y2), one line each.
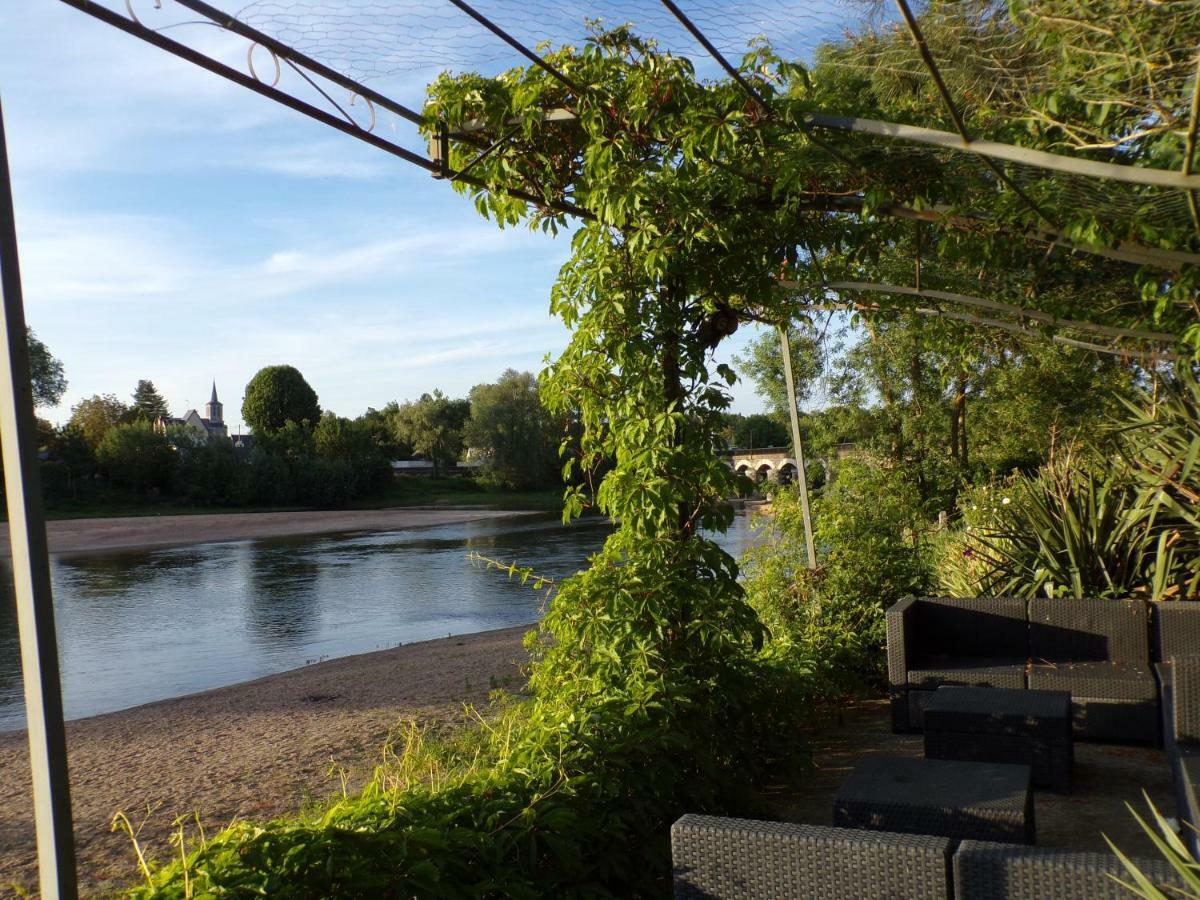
0 625 532 895
0 507 540 558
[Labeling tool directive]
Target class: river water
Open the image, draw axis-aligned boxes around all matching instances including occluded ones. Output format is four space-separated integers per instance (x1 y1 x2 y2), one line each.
0 510 757 731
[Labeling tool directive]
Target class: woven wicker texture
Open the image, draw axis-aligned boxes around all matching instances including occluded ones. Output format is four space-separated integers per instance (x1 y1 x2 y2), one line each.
1176 749 1200 858
953 840 1186 899
833 757 1034 845
1029 598 1149 666
910 597 1029 662
1172 656 1200 744
924 687 1072 792
1027 662 1157 700
886 597 919 688
907 660 1028 691
1152 601 1200 664
671 815 953 900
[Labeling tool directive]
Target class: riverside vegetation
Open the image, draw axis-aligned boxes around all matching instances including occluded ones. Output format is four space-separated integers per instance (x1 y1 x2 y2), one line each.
118 6 1198 897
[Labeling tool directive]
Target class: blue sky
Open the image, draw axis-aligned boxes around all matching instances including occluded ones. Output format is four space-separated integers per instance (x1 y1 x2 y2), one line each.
0 2 796 431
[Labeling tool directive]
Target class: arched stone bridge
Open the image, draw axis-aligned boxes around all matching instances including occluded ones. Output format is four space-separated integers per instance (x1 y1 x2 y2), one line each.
720 447 800 483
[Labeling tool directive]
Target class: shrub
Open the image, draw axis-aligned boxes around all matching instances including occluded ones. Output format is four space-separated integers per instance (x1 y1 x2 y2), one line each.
95 422 175 495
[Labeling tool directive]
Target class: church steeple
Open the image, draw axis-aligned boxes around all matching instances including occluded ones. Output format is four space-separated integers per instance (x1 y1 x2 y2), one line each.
206 381 223 425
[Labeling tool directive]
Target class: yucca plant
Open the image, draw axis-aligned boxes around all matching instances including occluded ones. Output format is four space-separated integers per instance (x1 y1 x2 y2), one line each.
969 455 1166 599
1116 367 1200 600
1106 793 1200 898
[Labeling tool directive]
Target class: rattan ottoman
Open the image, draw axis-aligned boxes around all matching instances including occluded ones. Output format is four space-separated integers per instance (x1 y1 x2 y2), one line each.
833 756 1035 844
924 687 1074 792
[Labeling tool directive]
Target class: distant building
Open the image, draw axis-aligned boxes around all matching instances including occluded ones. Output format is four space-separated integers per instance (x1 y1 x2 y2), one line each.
156 382 230 441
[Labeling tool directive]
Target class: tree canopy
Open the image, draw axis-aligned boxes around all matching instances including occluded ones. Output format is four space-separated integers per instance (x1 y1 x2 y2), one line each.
67 393 131 451
392 391 470 477
242 365 320 434
464 369 559 489
27 328 66 409
131 379 170 421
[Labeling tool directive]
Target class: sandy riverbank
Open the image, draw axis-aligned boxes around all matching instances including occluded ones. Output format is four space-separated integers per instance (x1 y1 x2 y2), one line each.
0 507 538 557
0 625 531 894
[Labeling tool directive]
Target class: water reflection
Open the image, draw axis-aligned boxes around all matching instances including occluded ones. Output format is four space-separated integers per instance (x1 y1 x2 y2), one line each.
0 510 754 730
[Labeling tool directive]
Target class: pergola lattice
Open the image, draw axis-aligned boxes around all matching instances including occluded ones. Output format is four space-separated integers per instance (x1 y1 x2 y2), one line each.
3 2 1198 894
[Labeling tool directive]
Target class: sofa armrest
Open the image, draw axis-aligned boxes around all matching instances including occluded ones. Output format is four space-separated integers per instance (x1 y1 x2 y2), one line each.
1172 655 1200 745
886 597 921 688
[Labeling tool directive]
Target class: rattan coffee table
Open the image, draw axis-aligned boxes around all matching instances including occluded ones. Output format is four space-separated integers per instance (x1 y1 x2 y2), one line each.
833 756 1035 844
924 686 1073 792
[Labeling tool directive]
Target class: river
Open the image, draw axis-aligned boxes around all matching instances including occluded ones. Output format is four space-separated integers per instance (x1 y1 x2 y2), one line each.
0 509 758 730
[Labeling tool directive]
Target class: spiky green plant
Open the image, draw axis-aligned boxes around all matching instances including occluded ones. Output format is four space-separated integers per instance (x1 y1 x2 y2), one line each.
1105 792 1200 898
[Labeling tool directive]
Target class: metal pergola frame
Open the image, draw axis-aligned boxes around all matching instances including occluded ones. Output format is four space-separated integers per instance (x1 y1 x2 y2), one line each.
6 1 1196 894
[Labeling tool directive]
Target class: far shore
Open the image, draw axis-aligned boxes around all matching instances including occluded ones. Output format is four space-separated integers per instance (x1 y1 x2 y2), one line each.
0 506 542 557
0 624 532 893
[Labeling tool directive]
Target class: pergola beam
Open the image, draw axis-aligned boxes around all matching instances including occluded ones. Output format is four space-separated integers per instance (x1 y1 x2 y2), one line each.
790 280 1183 344
804 112 1200 192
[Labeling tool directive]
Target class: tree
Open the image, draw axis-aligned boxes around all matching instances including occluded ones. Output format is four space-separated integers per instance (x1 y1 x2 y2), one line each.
733 325 824 422
242 365 320 434
358 402 412 459
464 369 559 490
27 328 66 409
96 421 175 494
731 413 789 450
392 390 470 477
67 393 131 450
131 379 170 421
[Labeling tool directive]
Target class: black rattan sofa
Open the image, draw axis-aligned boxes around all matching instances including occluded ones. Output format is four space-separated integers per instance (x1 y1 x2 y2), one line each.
888 597 1161 741
1027 598 1158 741
670 815 1184 899
887 597 1029 733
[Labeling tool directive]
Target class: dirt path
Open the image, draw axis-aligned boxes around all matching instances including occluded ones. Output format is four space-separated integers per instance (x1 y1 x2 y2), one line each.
0 625 531 896
0 507 537 558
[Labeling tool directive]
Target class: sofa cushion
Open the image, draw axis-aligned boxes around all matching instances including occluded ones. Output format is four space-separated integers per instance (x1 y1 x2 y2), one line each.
1028 662 1157 700
1029 598 1149 666
907 657 1027 690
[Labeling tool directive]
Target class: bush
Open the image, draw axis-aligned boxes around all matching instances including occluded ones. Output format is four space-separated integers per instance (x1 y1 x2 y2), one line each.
743 458 933 690
95 422 175 495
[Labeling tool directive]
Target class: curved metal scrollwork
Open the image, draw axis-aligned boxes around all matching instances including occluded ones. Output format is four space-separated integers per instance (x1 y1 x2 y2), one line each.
124 0 163 26
246 42 281 87
349 93 377 133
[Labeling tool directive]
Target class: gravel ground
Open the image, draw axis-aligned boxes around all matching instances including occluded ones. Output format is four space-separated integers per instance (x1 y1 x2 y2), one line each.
0 625 531 896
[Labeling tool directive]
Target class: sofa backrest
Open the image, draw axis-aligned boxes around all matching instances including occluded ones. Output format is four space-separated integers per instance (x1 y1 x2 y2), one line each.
1028 598 1148 666
909 597 1029 662
953 840 1186 899
1153 601 1200 664
671 814 952 900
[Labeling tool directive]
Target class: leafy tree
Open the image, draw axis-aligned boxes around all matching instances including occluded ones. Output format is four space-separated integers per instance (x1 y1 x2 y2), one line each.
358 402 412 459
393 390 470 477
67 393 131 450
731 413 789 449
314 413 392 496
95 421 175 494
27 329 66 409
242 365 320 434
464 369 559 489
131 379 170 421
733 325 824 421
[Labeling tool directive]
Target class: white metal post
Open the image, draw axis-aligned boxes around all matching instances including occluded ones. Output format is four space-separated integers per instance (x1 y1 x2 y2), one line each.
0 93 78 899
778 325 817 569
